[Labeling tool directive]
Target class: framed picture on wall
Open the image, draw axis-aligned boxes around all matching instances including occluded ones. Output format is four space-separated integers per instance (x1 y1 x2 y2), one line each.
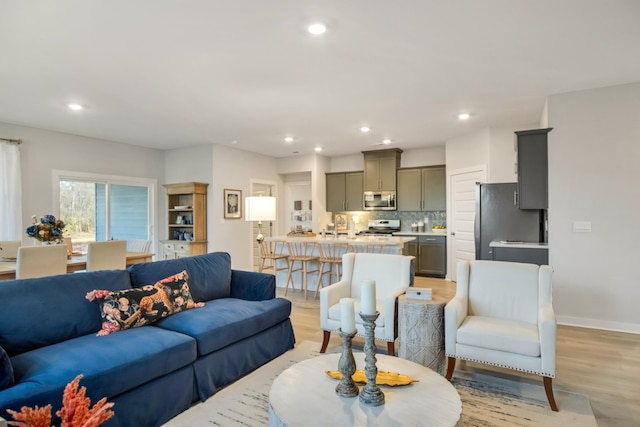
224 189 242 219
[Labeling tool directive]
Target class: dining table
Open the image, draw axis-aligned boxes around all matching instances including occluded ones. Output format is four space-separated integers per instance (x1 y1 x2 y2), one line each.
0 252 154 281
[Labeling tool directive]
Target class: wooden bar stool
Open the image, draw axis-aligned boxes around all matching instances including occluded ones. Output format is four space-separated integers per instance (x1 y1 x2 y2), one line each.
314 242 350 299
259 240 290 279
286 241 319 299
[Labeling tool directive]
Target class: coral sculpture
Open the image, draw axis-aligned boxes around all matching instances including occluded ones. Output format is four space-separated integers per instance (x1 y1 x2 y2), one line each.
7 375 114 427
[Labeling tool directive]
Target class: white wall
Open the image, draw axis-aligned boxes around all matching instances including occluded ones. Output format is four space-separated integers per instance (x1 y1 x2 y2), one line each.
547 82 640 333
329 154 362 172
0 122 165 244
400 146 446 168
488 124 537 183
210 144 282 271
445 128 491 175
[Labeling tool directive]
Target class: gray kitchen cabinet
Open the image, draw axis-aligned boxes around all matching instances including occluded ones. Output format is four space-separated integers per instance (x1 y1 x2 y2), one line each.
326 171 363 212
397 168 422 211
418 236 446 277
516 128 552 209
362 149 402 191
401 234 446 278
397 166 446 211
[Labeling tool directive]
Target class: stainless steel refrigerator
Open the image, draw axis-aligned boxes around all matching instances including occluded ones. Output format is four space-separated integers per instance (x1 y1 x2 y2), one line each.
475 183 542 260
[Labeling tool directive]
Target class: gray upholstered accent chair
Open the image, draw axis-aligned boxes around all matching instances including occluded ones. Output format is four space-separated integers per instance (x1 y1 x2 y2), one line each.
444 260 558 411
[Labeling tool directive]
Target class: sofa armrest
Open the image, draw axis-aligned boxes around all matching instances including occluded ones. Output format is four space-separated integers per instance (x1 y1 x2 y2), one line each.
444 294 468 355
538 303 557 376
319 280 351 329
230 269 275 301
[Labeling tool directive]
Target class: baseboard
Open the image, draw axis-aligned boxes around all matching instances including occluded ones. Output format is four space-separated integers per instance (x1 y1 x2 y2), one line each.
557 315 640 335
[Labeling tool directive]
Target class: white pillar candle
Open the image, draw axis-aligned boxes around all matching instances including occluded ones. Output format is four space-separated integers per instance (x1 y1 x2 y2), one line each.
340 298 356 333
361 280 377 315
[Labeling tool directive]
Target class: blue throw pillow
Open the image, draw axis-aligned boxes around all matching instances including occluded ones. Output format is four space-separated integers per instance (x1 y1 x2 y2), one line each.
128 252 232 302
0 345 14 390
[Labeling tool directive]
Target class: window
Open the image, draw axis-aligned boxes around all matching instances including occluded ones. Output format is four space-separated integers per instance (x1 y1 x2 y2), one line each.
54 171 156 252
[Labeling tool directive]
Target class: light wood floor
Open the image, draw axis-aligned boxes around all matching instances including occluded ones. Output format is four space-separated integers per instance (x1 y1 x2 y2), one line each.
276 276 640 427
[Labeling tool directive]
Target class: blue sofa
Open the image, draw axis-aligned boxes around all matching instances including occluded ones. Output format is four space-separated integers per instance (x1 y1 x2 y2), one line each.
0 252 295 427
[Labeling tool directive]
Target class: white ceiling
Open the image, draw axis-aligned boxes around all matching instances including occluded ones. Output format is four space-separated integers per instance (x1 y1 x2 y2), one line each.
1 1 639 158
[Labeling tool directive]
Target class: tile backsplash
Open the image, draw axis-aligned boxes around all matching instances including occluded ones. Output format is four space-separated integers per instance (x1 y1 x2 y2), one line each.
331 211 446 232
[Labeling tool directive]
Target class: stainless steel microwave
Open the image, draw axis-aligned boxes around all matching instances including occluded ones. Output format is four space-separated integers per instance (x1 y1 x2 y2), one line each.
363 191 396 211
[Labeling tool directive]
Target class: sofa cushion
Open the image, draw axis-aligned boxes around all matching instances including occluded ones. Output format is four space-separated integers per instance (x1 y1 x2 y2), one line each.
457 315 540 357
0 326 196 414
0 270 132 356
128 252 232 302
88 270 204 335
0 345 13 391
154 297 292 356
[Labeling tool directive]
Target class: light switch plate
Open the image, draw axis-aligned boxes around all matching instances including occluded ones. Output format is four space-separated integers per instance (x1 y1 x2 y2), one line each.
573 221 592 233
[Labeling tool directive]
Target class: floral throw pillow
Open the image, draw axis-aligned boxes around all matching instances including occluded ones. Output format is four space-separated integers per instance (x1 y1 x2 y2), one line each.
86 270 204 336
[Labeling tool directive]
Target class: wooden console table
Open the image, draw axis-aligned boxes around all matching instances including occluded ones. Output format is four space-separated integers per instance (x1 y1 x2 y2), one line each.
398 293 447 375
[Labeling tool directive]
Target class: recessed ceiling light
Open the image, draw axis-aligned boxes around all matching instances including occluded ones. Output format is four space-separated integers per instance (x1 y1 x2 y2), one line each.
315 147 323 152
382 139 392 145
457 113 471 120
307 22 327 35
360 126 371 133
284 136 294 143
68 104 83 111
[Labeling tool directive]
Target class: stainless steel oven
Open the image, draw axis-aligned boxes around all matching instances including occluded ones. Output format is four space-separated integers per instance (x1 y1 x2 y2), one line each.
363 191 396 211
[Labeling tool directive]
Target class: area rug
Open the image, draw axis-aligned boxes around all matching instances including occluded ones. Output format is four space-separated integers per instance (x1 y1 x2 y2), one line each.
163 341 597 427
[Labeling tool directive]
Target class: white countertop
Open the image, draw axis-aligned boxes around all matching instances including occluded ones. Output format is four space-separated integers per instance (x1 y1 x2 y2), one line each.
394 231 447 237
266 235 416 245
489 241 549 249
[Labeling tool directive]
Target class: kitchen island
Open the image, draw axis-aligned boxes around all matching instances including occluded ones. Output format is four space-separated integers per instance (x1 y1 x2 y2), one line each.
263 235 416 293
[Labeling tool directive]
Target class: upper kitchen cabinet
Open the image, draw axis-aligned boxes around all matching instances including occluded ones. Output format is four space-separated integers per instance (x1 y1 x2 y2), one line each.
326 171 363 212
362 149 402 191
397 165 446 211
515 128 552 209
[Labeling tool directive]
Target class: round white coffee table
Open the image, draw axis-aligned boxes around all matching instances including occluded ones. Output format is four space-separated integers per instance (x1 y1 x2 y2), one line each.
268 352 461 427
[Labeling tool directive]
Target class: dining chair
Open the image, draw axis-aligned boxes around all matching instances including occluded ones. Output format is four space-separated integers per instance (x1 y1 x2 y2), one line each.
127 239 152 253
314 241 350 299
64 238 73 257
16 244 68 279
285 241 319 299
0 240 21 260
86 240 127 271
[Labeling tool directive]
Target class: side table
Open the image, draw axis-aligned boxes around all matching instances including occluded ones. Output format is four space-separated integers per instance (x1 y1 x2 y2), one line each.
398 293 447 374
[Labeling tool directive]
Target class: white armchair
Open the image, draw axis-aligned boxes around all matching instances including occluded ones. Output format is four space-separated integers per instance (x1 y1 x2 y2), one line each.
319 252 415 356
444 260 558 411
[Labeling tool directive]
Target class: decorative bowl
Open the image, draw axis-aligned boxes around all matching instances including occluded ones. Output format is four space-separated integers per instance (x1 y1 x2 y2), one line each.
432 228 447 234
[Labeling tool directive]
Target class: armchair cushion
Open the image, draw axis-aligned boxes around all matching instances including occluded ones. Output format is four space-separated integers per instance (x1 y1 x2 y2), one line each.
457 316 540 357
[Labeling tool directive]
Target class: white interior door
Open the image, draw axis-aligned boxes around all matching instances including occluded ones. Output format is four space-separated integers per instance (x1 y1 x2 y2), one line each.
448 166 486 281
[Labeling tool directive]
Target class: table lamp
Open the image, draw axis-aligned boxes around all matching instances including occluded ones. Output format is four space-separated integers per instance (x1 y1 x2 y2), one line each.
245 196 277 244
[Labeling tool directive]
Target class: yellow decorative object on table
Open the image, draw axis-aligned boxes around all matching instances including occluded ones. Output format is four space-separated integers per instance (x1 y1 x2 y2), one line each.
325 369 418 386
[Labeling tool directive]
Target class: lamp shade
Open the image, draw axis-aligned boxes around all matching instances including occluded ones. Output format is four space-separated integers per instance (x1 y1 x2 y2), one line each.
245 196 276 221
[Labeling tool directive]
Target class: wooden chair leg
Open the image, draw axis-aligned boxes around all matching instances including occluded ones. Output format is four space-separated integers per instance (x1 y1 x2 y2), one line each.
387 341 395 356
320 330 331 353
445 357 456 381
284 260 294 296
314 262 325 300
543 376 559 411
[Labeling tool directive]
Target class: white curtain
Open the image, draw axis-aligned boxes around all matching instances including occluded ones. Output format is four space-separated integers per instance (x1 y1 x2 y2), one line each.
0 142 23 240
